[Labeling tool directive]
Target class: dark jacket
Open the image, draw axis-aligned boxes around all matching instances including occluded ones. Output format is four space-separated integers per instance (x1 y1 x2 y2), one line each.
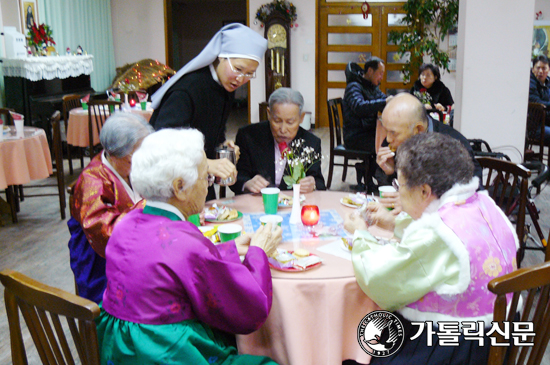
529 71 550 109
231 121 326 194
410 79 454 109
342 62 386 153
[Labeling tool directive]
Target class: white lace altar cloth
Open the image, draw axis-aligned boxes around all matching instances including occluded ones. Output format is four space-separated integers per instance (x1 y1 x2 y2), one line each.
1 55 94 81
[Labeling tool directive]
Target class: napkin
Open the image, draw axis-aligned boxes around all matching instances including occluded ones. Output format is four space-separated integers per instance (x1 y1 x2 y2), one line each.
136 91 148 102
81 94 90 103
9 111 24 120
278 142 288 157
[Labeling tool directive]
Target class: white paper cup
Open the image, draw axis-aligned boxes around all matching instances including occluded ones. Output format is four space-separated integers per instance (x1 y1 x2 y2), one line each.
14 119 24 137
260 215 283 231
217 224 242 242
0 126 3 142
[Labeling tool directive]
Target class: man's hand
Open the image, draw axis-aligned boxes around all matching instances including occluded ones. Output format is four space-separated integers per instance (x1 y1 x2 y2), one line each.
207 158 237 185
299 176 316 193
435 103 445 112
244 175 270 193
376 146 396 176
224 140 240 162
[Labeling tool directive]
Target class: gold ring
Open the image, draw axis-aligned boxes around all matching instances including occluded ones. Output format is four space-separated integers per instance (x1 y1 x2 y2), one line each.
391 203 395 209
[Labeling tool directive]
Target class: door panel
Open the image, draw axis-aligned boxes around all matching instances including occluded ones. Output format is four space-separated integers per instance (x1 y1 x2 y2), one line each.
317 2 409 127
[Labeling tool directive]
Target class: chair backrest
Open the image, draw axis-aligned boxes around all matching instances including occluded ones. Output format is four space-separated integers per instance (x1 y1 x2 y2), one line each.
525 102 546 163
327 98 344 150
487 260 550 365
0 107 15 125
477 157 531 265
0 269 100 365
87 100 122 158
62 94 82 132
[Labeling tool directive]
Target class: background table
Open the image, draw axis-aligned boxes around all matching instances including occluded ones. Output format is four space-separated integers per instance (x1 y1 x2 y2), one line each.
0 127 52 190
207 191 382 365
66 105 153 147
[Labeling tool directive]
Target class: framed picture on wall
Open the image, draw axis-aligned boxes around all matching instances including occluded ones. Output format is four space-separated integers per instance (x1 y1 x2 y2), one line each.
19 0 39 35
533 21 550 59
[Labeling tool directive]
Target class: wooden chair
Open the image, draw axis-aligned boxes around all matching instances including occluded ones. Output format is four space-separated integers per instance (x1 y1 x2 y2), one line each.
87 100 122 158
326 98 374 189
525 102 546 164
477 157 531 266
0 107 15 125
0 269 100 365
62 94 85 175
487 260 550 365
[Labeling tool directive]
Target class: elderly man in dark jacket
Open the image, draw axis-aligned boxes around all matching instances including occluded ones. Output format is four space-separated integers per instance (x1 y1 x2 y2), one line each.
342 57 392 192
529 55 550 146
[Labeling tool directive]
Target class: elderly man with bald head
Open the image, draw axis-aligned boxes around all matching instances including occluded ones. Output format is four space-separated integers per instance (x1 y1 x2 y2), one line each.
377 93 482 185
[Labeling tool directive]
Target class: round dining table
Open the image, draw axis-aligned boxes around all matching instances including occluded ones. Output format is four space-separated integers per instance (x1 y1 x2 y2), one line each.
206 190 389 365
66 105 153 148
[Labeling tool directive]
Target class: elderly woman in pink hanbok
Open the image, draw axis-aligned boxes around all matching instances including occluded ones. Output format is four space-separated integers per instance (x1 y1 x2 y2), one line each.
96 128 281 365
345 133 518 365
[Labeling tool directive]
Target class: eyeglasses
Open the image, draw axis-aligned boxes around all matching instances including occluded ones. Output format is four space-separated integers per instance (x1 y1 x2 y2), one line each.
392 178 400 192
202 174 215 187
226 58 256 79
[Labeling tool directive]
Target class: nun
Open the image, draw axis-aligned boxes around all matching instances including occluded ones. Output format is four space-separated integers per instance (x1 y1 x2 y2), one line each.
150 23 267 200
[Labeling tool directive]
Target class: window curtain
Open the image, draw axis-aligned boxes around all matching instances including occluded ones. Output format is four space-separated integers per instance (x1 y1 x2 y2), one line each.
39 0 115 92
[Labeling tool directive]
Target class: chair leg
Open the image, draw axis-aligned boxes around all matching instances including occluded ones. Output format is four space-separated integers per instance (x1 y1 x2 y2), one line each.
5 187 18 223
342 158 348 182
18 185 24 202
327 155 335 190
67 144 74 175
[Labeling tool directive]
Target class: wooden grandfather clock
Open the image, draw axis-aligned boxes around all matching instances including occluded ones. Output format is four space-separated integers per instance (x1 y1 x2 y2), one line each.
264 12 291 100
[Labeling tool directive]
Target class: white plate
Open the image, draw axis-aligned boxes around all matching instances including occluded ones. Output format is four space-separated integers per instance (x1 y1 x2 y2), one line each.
340 198 363 209
278 194 306 208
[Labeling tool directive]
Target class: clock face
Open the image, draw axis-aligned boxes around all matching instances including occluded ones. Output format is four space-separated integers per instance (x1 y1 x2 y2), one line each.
267 24 287 49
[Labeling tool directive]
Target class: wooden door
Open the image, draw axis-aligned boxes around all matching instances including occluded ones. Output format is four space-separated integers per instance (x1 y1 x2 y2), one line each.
317 1 410 127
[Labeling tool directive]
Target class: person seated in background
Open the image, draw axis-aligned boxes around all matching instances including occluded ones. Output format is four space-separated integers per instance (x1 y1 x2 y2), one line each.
342 57 392 193
96 128 281 365
345 133 518 365
529 54 550 146
409 63 454 113
376 93 482 210
67 112 153 303
231 87 326 194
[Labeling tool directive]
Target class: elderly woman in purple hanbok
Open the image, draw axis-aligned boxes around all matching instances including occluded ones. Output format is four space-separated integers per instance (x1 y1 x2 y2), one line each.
96 128 281 364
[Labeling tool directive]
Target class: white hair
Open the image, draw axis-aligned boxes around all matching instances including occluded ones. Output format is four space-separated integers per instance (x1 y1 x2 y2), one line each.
130 128 205 201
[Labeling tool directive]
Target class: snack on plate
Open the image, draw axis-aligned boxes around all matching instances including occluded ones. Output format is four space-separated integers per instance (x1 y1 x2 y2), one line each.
342 237 353 251
342 196 363 208
293 248 310 258
293 255 322 270
278 194 293 206
205 204 238 221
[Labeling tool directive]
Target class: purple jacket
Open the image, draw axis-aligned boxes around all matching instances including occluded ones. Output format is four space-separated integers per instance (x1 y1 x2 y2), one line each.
102 208 273 334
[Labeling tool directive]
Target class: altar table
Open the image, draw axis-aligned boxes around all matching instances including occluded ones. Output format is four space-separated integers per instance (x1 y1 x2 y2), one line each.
207 191 384 365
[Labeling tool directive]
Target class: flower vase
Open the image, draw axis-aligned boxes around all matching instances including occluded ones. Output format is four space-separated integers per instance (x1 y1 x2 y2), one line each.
122 93 131 110
289 184 301 224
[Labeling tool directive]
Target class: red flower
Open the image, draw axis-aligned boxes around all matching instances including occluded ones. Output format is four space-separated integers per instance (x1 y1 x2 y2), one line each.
420 88 427 93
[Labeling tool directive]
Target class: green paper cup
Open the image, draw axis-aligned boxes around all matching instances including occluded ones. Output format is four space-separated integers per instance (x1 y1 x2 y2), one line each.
379 186 397 210
188 214 200 227
109 105 115 113
82 102 88 111
260 215 283 231
140 101 147 110
218 224 242 242
261 187 280 215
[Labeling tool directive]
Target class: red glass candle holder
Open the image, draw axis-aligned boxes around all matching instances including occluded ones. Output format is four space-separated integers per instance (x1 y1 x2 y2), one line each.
129 98 136 107
301 205 320 226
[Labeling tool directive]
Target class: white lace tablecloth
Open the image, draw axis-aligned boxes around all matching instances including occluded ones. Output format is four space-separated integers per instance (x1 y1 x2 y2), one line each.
1 55 94 81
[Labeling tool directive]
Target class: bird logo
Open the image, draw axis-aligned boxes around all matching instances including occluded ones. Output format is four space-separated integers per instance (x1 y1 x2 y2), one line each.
357 311 404 357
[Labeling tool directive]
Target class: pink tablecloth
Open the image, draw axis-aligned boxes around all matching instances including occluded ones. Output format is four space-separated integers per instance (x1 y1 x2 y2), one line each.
66 106 153 147
0 127 53 190
207 191 382 365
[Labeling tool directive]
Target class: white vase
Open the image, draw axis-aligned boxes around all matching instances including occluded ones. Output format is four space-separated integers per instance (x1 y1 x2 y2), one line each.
289 184 302 224
122 93 131 111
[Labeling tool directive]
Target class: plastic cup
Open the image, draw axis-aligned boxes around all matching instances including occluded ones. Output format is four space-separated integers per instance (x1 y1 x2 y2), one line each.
14 119 24 137
260 215 283 231
188 214 201 227
140 101 147 110
261 187 280 214
378 186 397 198
82 102 88 111
218 224 242 242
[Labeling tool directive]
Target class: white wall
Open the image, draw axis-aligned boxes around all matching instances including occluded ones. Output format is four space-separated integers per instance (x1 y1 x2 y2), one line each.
455 0 535 162
1 0 21 30
110 0 165 67
535 0 550 19
248 0 316 124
